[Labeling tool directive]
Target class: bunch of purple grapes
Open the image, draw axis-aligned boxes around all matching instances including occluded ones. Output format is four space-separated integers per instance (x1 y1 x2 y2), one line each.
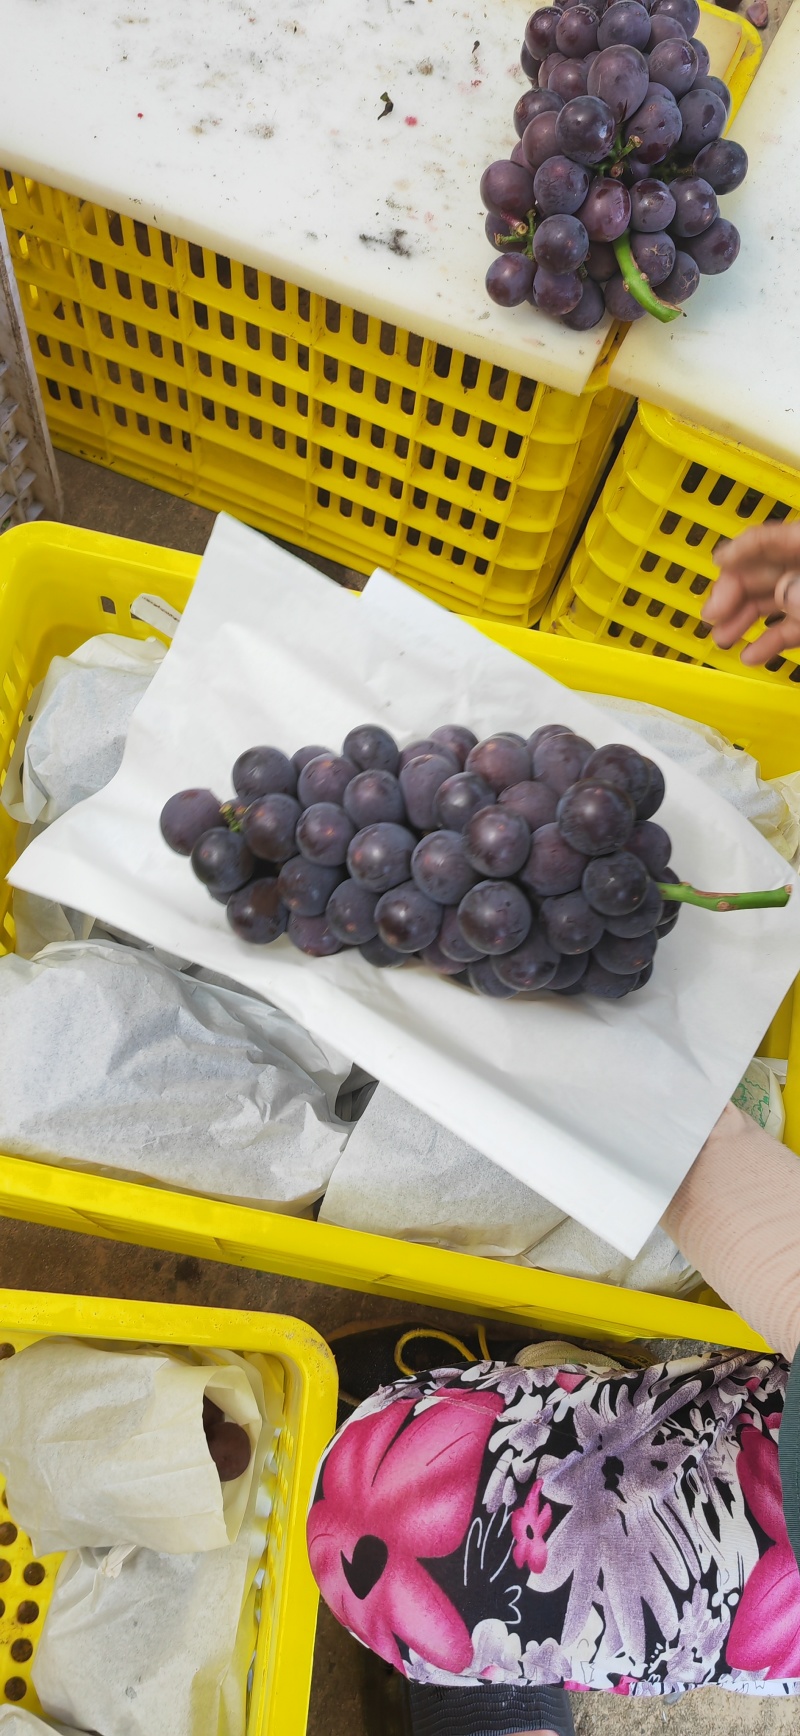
160 723 679 1001
481 0 747 329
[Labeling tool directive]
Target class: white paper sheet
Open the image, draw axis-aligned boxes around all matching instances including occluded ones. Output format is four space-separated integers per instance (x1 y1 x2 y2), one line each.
10 515 800 1256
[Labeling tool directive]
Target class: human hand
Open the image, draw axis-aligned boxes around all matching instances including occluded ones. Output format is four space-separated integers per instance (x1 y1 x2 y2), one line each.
702 520 800 666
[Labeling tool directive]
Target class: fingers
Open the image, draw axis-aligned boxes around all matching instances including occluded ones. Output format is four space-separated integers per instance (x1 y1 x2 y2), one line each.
739 613 800 666
709 597 766 650
715 519 800 575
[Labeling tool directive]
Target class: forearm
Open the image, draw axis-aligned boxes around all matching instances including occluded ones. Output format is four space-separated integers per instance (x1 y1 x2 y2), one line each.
662 1102 800 1359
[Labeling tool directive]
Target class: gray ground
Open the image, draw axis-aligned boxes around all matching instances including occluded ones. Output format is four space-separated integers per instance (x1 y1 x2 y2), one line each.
1 450 794 1736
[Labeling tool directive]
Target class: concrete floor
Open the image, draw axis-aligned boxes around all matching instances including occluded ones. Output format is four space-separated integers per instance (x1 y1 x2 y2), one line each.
1 449 795 1736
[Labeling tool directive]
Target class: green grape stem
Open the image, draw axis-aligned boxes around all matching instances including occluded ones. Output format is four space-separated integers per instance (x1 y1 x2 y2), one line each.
657 881 793 913
613 232 682 323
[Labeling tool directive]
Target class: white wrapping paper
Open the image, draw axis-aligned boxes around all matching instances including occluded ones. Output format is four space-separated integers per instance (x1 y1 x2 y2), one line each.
11 514 800 1256
0 1714 80 1735
32 1348 272 1736
0 1339 261 1555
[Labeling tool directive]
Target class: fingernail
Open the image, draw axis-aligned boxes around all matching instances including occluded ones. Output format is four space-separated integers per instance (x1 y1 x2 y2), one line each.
740 645 759 665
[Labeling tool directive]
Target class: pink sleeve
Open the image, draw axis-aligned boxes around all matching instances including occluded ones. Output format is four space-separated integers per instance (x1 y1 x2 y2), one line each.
661 1102 800 1360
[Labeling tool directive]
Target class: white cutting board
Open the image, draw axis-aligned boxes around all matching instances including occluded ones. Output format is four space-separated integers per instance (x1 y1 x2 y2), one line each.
0 0 610 395
611 7 800 470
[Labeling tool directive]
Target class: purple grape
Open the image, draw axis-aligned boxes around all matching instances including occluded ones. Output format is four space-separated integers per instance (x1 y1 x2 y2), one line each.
520 821 588 895
493 924 561 991
296 802 355 867
227 878 287 945
526 6 562 59
563 278 606 328
297 753 356 806
457 881 533 955
682 216 740 274
556 4 599 54
626 152 655 182
485 211 529 253
603 273 647 320
550 56 590 97
533 214 589 272
487 255 536 307
343 769 405 828
326 880 379 945
539 50 567 87
510 141 530 168
576 178 631 240
583 742 653 805
687 34 709 78
498 780 559 831
398 737 457 771
191 828 254 892
557 779 635 852
521 40 542 81
411 830 479 903
693 138 747 194
627 820 671 876
515 87 561 136
434 771 495 832
585 239 618 279
598 0 651 47
277 857 344 915
466 735 530 793
629 177 676 231
464 807 531 877
582 850 648 915
347 822 417 891
647 12 687 44
605 876 663 936
292 744 331 774
375 881 442 953
233 746 297 801
400 753 459 829
550 952 589 989
534 155 591 216
359 934 407 968
625 89 682 165
630 227 676 285
582 958 639 997
287 912 343 957
677 88 726 153
342 724 399 774
633 961 654 989
438 904 486 963
657 904 680 936
532 730 594 793
431 725 478 768
655 247 696 301
468 957 519 998
422 939 468 976
636 760 665 819
160 789 224 855
522 110 561 170
670 176 717 237
651 0 699 31
647 36 697 94
480 160 535 218
594 929 657 974
540 890 604 954
555 94 616 162
587 44 649 121
534 266 583 314
239 793 301 864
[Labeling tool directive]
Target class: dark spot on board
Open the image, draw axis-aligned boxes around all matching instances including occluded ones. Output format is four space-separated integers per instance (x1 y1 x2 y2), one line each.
404 115 418 126
358 229 412 258
174 1255 202 1284
378 92 394 118
417 59 433 74
473 39 480 51
252 123 274 139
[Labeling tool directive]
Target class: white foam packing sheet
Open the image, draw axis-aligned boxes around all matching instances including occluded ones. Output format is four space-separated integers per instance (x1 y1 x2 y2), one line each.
10 514 800 1257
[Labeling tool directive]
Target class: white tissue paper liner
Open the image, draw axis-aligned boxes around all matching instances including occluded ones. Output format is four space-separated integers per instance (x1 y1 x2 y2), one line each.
0 1338 261 1555
10 514 800 1257
33 1345 275 1736
0 1712 81 1735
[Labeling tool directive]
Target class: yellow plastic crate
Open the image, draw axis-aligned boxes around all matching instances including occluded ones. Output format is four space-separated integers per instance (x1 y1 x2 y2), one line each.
0 1289 337 1732
548 402 800 680
0 519 795 1355
0 4 758 624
